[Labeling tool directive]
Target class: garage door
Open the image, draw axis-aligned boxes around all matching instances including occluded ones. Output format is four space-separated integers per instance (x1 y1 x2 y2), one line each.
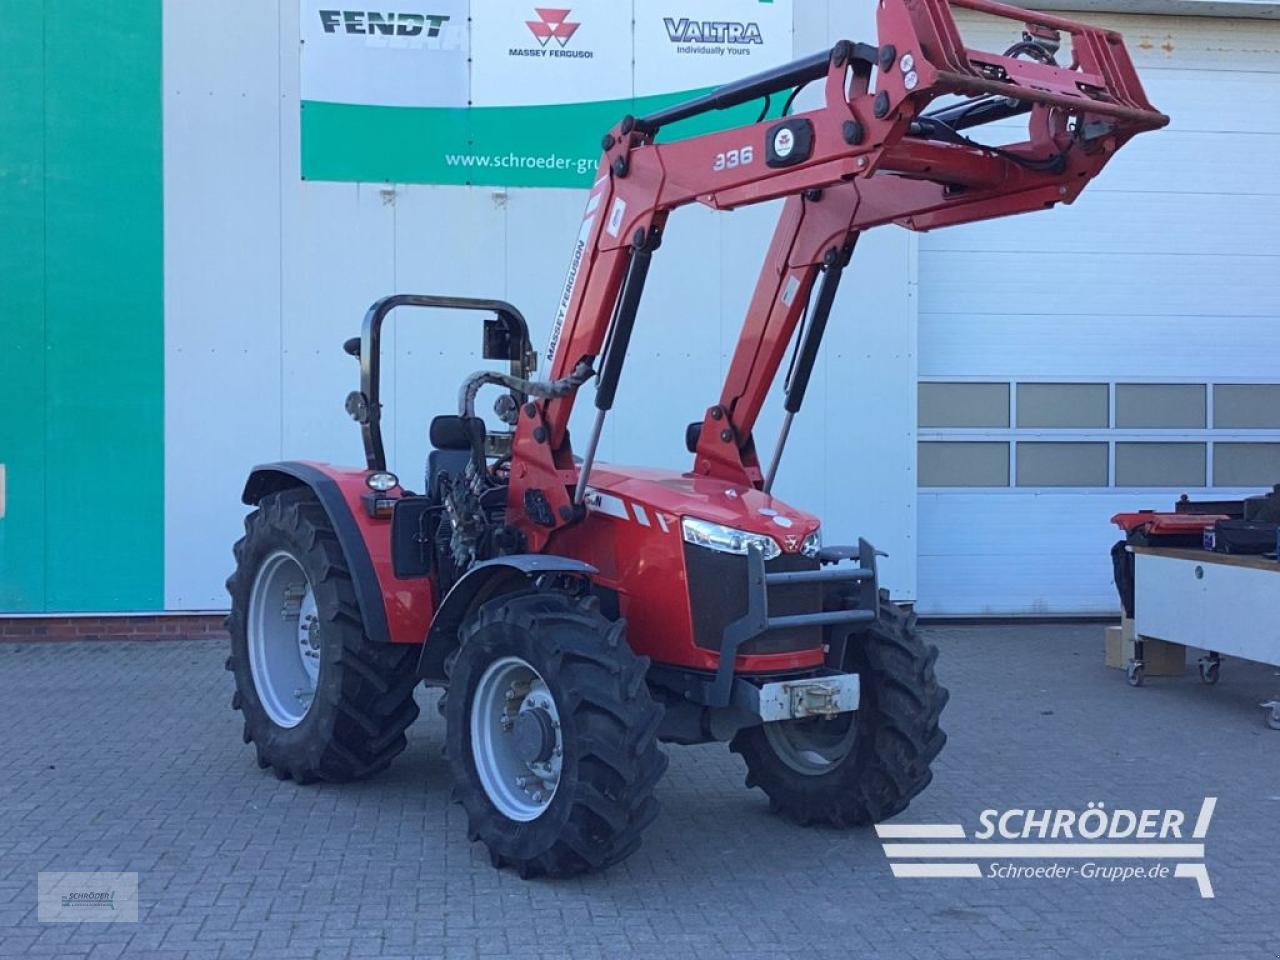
917 11 1280 615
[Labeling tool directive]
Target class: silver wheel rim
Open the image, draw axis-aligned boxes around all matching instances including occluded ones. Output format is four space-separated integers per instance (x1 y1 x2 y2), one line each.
762 714 858 775
470 656 563 822
248 550 321 728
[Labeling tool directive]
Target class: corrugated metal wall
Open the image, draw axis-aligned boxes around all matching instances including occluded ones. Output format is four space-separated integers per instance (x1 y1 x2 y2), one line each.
162 1 918 611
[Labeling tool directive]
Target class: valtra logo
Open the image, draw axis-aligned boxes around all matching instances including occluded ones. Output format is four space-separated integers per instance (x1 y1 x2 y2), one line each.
510 7 591 58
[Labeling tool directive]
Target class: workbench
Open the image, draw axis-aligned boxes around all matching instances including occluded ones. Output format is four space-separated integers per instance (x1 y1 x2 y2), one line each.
1131 546 1280 729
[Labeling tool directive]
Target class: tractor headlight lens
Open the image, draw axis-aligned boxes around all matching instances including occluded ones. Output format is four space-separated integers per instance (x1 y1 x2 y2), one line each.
366 471 399 492
681 517 781 560
801 529 822 559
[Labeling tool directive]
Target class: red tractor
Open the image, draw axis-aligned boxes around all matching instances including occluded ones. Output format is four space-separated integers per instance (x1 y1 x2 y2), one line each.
226 0 1166 877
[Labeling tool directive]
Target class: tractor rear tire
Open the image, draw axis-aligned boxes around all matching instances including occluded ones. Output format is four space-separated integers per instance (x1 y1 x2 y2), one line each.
730 594 947 826
445 590 668 878
225 488 421 783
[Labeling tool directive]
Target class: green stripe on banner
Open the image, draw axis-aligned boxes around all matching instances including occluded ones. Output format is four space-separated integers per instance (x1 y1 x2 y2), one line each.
302 88 776 187
0 0 163 612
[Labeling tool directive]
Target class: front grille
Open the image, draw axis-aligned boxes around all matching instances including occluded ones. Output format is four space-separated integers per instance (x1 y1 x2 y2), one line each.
683 543 822 657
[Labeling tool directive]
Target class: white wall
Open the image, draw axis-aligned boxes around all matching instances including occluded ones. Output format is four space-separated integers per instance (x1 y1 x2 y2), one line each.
916 11 1280 615
163 0 919 610
1021 0 1279 16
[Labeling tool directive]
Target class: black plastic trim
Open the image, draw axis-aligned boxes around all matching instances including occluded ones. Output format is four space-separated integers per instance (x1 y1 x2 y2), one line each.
766 118 815 169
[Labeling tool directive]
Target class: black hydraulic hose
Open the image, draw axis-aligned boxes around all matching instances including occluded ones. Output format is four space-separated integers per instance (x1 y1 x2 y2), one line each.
909 95 1032 138
457 362 594 422
635 50 836 134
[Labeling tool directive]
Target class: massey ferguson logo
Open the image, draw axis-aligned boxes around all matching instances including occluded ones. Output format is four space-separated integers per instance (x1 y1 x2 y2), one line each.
664 18 764 56
526 8 579 47
511 7 592 58
318 10 450 37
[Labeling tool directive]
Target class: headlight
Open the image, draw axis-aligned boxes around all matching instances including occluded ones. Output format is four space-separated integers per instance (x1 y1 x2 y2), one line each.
801 529 822 559
681 517 781 560
366 471 399 492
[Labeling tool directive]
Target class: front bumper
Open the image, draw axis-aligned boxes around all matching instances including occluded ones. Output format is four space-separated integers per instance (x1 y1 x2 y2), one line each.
700 538 882 707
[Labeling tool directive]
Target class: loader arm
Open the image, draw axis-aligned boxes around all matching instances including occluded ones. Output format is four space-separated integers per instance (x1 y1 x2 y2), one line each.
508 0 1167 546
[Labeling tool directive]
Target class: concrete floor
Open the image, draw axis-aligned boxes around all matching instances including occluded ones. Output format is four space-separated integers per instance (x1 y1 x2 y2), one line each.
1 625 1277 959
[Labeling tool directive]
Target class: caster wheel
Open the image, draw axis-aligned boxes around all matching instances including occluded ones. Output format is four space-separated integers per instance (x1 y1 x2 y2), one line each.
1198 658 1220 686
1126 662 1145 688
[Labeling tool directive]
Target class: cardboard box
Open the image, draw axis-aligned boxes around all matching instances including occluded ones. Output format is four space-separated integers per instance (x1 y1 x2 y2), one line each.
1105 619 1186 675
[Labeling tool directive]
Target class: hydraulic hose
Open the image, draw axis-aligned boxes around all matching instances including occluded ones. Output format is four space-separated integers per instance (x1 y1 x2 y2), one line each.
458 360 595 423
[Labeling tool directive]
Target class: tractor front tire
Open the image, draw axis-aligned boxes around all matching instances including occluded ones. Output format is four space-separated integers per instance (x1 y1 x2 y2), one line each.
225 488 420 783
445 590 667 878
730 594 947 826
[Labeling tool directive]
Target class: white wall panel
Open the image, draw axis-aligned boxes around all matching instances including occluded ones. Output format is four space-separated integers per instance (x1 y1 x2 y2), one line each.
280 183 395 468
922 315 1280 381
919 493 1134 615
922 193 1280 256
277 0 392 471
919 490 1271 615
917 12 1280 614
164 0 284 609
1018 2 1279 18
388 187 507 484
609 204 725 472
922 251 1277 319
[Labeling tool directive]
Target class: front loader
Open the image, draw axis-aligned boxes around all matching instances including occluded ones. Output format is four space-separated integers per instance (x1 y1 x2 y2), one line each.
225 0 1167 877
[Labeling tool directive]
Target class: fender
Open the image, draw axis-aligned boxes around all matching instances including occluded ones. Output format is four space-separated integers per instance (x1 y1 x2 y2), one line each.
417 555 597 684
242 461 435 646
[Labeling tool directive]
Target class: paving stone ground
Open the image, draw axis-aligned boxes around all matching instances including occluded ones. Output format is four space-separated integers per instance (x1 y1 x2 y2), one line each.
1 625 1278 959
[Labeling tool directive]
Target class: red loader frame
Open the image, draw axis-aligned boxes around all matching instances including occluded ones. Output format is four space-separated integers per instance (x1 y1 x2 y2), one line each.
508 0 1166 555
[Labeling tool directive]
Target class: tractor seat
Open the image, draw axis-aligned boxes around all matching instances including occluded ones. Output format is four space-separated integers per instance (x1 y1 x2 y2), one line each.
426 415 485 502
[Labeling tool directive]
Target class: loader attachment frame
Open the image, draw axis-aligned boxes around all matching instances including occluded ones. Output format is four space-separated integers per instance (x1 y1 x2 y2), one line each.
501 0 1166 550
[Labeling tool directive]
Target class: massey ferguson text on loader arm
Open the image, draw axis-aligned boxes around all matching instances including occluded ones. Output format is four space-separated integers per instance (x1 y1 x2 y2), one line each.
507 0 1167 551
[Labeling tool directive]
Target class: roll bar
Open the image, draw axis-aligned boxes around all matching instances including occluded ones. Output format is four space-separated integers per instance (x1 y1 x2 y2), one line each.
343 295 534 471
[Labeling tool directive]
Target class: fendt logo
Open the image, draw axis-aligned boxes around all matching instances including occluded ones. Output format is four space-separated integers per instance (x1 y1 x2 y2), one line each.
526 8 580 48
318 10 450 37
664 18 764 56
510 8 592 59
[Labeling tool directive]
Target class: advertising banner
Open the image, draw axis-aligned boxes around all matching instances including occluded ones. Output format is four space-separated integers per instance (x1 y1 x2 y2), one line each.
301 0 795 187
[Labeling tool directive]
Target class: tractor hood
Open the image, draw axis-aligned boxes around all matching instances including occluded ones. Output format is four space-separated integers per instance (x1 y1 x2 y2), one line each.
584 464 820 555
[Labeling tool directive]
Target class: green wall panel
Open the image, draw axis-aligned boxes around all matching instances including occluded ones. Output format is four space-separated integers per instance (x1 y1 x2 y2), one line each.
0 2 48 611
0 0 163 612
